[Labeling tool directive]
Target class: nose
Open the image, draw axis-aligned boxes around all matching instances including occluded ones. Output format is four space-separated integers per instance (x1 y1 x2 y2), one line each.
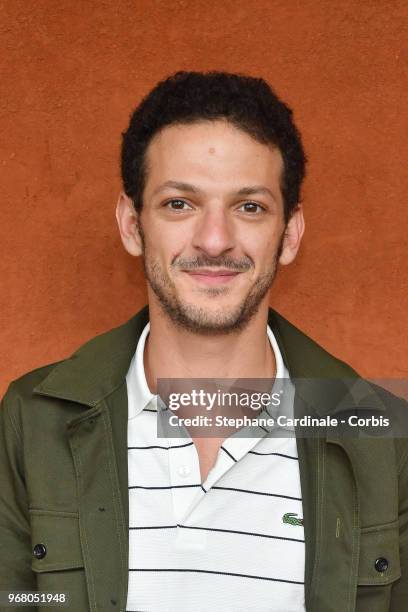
191 207 235 257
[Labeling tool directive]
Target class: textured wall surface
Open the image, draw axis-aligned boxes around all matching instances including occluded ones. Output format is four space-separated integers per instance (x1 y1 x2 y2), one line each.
1 0 407 395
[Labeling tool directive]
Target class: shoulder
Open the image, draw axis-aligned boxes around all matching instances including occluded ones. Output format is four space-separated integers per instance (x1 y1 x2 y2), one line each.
1 307 149 421
368 381 408 472
3 361 65 402
1 361 68 432
269 308 408 467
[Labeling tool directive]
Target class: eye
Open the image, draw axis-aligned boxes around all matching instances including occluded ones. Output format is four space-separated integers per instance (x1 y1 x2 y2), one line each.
165 199 193 211
238 201 265 214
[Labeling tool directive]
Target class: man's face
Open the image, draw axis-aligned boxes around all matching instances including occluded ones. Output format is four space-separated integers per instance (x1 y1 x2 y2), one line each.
124 120 302 335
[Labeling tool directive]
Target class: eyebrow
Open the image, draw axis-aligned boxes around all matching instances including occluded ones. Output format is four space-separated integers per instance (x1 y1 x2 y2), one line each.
236 185 277 202
152 180 278 202
152 181 202 196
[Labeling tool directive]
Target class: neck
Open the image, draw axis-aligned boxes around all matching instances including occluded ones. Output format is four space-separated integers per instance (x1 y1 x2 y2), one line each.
143 298 276 395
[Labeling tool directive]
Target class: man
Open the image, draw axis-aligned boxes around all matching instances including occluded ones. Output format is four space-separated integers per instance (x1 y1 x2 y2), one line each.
0 71 407 612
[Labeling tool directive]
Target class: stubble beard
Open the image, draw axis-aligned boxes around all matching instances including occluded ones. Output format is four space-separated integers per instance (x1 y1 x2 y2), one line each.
138 222 284 336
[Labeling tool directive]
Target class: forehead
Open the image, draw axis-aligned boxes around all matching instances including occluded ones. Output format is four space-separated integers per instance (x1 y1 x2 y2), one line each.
143 120 284 194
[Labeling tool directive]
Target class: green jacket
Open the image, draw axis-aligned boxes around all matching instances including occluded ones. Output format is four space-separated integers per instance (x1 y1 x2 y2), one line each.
1 305 407 612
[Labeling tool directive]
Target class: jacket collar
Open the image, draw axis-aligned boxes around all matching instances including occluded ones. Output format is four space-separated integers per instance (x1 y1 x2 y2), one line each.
34 305 150 407
34 305 386 415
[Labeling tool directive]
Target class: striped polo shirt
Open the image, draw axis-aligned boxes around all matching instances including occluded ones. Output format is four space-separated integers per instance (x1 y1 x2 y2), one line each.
125 322 305 612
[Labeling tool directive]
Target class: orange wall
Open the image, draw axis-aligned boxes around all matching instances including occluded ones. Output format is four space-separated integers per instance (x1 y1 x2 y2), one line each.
1 0 407 395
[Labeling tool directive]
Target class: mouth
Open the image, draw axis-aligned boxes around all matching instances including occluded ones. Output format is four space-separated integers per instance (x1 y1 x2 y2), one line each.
182 269 241 285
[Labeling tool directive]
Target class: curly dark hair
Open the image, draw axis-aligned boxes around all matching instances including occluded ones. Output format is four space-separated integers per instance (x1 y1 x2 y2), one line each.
121 71 306 223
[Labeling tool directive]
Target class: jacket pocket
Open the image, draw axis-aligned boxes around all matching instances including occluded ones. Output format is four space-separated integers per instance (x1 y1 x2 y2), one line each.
358 520 401 586
29 510 84 572
29 510 89 611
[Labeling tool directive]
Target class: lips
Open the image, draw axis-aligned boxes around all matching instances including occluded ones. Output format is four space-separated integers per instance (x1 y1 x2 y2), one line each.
183 269 240 285
187 269 238 276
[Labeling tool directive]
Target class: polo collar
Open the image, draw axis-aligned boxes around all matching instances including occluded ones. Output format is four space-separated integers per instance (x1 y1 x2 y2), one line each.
125 319 289 420
126 321 154 419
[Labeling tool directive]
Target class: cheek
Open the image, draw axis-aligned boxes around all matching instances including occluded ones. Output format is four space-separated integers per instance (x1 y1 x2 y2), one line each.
241 228 273 256
155 223 192 259
144 230 188 267
247 233 282 268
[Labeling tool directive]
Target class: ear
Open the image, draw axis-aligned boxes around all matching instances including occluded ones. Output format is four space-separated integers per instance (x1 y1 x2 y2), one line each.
116 192 143 256
278 205 305 266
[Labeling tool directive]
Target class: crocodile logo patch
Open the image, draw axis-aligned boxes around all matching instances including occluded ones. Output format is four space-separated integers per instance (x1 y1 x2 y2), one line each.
282 512 304 526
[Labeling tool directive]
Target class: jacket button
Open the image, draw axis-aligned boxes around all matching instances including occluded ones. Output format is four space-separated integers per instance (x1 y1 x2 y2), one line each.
375 557 389 573
33 543 47 560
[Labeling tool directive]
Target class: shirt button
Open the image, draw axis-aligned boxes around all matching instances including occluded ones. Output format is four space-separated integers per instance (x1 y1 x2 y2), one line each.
178 465 191 477
374 557 389 573
33 543 47 559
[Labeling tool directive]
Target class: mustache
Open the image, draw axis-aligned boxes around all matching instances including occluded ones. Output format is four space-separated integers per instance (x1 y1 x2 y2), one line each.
171 255 253 272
